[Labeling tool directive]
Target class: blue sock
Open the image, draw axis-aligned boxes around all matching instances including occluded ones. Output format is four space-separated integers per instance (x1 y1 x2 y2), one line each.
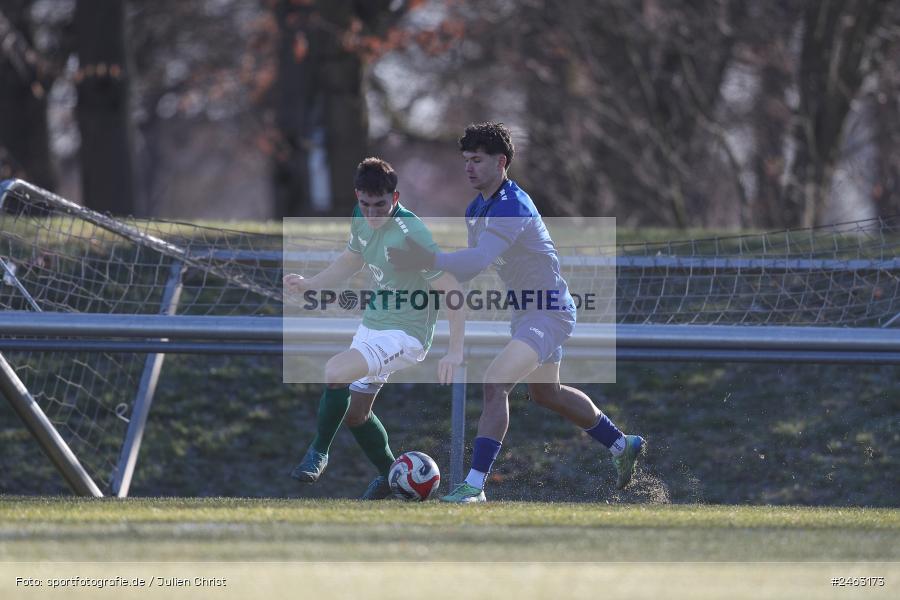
471 436 502 474
585 413 624 449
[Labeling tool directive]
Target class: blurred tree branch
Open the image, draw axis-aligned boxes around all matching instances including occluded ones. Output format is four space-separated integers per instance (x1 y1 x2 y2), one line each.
0 1 57 190
785 0 892 226
271 0 416 216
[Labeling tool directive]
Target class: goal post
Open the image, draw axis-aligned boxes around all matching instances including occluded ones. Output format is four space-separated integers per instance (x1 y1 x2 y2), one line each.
0 352 103 497
111 260 185 498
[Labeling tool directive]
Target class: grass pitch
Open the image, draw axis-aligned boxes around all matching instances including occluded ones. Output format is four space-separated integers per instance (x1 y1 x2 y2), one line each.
1 497 898 599
1 497 898 562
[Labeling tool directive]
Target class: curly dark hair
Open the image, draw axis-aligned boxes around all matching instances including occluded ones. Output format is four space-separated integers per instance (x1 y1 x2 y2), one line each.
354 157 398 195
458 121 515 167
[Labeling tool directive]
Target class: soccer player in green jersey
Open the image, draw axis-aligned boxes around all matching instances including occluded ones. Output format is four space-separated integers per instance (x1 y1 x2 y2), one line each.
283 157 464 499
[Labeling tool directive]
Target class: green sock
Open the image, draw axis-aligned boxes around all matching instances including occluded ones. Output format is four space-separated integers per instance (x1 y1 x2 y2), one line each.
349 412 396 476
310 386 351 454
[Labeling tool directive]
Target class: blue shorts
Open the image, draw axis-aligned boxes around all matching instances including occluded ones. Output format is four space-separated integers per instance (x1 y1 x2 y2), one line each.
510 312 575 365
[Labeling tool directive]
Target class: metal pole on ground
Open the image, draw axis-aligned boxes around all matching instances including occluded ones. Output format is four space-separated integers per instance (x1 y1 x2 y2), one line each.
0 353 103 497
111 260 185 497
450 363 467 488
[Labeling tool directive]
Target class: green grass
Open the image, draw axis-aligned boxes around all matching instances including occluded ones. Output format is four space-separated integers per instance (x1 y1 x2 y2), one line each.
2 498 898 599
4 497 898 529
1 497 898 563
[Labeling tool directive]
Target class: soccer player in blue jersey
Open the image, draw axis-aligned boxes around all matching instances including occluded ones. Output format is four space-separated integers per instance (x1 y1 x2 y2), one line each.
388 122 645 502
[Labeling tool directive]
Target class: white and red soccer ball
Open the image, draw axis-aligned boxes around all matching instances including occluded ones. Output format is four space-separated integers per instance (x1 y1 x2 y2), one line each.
388 451 441 501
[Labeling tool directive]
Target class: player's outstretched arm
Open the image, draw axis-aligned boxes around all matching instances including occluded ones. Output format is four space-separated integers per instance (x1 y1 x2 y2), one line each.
428 272 465 385
388 235 511 283
283 249 364 294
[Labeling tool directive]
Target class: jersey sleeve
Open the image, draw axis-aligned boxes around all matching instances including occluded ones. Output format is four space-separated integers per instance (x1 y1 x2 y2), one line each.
435 192 534 282
434 234 511 282
405 218 444 281
347 205 362 254
481 196 532 246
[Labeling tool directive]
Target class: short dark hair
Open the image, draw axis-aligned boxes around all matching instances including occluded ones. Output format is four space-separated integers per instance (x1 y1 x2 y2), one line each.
458 122 515 167
354 157 398 195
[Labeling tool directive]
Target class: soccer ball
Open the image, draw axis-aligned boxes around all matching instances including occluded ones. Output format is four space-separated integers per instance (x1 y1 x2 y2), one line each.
388 451 441 501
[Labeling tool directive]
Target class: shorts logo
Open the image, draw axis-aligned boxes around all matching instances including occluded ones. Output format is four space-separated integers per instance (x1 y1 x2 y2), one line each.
529 327 544 339
383 349 404 365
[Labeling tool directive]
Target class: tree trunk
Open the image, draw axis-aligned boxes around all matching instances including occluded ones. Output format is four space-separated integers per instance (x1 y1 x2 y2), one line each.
750 66 787 229
321 54 368 216
318 1 369 216
272 0 315 217
749 2 801 228
0 0 56 191
872 46 900 218
74 0 135 215
272 0 368 218
272 0 403 217
785 0 889 227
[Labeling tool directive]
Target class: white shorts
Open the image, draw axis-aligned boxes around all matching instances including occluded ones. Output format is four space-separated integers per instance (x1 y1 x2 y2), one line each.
348 324 427 394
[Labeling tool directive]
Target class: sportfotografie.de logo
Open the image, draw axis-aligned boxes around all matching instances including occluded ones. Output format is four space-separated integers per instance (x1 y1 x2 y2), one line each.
291 288 598 312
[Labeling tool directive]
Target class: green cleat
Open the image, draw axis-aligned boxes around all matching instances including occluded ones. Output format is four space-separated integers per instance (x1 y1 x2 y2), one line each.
290 446 328 483
360 475 392 500
612 435 646 489
440 482 486 503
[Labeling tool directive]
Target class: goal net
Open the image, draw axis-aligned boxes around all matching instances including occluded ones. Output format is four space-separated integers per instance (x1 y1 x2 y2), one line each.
0 180 284 494
613 219 900 327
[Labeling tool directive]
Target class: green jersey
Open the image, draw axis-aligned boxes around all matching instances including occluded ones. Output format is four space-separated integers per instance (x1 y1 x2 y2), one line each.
348 204 443 350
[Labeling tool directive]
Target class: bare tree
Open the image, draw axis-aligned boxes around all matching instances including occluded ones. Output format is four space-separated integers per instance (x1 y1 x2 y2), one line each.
784 0 892 227
410 0 900 227
871 10 900 218
0 0 56 190
742 2 804 228
513 0 745 225
74 0 135 215
271 0 416 216
8 0 897 225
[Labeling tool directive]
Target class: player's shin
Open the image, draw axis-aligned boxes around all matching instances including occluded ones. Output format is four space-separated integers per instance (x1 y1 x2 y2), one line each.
349 412 395 476
584 412 625 455
464 436 502 490
311 386 351 453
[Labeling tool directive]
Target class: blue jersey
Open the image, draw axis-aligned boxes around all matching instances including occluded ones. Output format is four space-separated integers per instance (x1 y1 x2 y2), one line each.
437 179 575 320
